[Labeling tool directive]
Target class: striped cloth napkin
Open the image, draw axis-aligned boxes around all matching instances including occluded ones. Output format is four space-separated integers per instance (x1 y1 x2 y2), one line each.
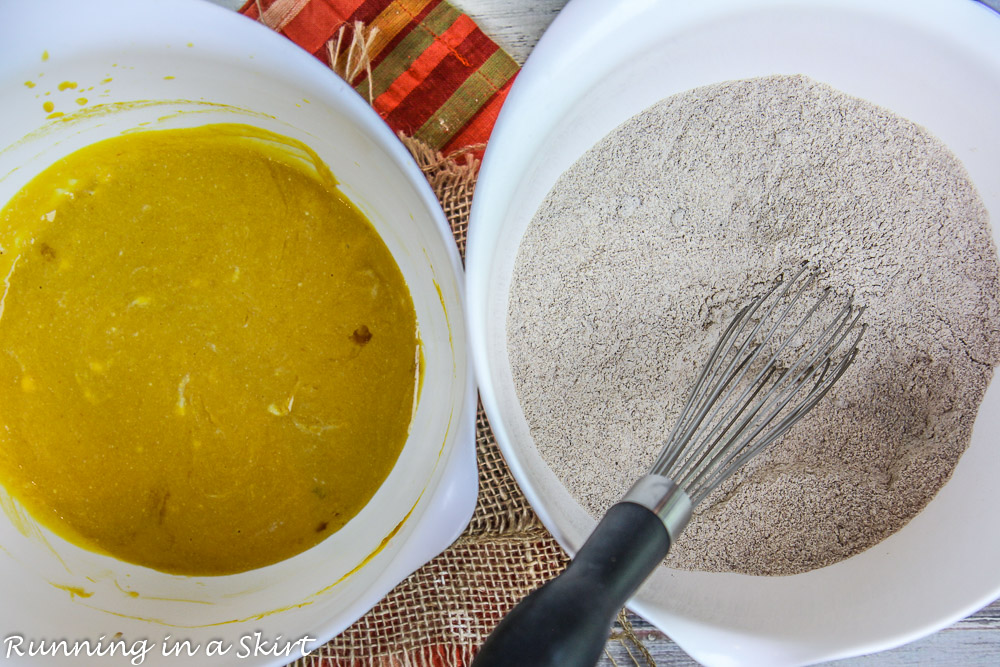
240 0 519 160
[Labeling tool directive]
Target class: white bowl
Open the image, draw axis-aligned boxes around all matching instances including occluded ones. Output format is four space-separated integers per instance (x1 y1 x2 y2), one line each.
0 1 476 664
467 0 1000 664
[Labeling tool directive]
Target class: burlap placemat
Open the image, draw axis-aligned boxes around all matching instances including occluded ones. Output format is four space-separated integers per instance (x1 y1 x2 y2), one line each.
239 2 652 664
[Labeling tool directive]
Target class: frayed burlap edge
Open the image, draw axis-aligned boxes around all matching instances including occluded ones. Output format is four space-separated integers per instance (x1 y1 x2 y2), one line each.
396 134 481 263
279 16 654 667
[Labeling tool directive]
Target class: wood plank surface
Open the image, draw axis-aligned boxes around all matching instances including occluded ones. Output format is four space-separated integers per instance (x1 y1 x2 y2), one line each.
607 603 1000 666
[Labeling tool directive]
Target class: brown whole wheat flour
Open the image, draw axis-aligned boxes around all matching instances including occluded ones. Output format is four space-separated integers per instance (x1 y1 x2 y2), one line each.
507 74 1000 576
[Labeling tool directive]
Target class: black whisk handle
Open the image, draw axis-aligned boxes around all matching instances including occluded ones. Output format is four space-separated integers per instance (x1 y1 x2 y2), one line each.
471 501 671 667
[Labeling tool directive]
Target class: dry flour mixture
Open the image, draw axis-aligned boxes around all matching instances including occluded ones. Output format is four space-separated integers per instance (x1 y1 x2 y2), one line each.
507 75 1000 575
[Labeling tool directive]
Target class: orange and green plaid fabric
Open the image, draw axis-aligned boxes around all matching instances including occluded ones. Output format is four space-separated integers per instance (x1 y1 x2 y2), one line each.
239 0 519 158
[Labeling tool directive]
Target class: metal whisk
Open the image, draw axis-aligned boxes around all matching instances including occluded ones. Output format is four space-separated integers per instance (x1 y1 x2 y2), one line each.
473 267 866 667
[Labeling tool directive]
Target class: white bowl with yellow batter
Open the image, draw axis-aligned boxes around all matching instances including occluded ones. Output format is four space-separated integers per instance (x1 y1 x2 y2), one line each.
0 0 476 663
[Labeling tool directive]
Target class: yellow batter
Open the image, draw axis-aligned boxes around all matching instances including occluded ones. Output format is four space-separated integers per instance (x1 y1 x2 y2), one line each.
0 124 417 575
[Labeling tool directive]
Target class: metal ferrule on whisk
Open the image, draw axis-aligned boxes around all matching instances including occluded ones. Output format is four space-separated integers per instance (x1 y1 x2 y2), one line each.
622 474 692 541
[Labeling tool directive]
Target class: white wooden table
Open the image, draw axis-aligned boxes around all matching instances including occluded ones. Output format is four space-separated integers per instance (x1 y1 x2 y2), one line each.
211 0 1000 663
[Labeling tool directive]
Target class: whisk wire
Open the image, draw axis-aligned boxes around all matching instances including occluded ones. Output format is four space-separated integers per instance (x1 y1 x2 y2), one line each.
655 270 811 481
694 342 861 501
687 312 866 502
687 303 862 497
653 274 801 475
649 268 866 504
678 273 817 447
671 364 775 494
673 283 831 489
653 301 756 475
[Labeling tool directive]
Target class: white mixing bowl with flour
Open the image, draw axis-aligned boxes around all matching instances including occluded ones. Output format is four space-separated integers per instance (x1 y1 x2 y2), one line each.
466 0 1000 664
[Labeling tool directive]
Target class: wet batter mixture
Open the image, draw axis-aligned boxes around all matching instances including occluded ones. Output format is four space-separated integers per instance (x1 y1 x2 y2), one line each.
0 124 417 575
